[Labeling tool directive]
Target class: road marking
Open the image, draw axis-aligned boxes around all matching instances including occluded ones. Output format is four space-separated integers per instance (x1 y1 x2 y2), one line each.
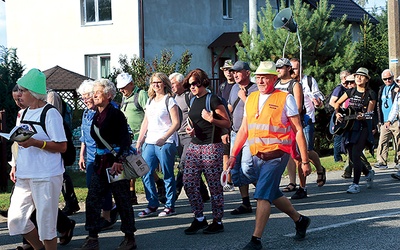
284 211 400 237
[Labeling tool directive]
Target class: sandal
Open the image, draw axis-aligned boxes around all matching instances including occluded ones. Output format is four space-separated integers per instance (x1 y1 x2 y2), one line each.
317 166 326 187
231 204 252 215
16 244 34 250
282 183 297 192
59 219 75 245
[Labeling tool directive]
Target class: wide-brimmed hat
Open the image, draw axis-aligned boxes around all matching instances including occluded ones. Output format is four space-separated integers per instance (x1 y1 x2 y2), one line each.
220 59 234 70
17 68 47 95
345 74 355 82
254 61 279 75
275 58 292 68
354 67 370 79
230 61 250 71
116 73 133 88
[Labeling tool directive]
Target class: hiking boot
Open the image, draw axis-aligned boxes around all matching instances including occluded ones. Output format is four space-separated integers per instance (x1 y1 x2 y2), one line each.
77 236 99 250
231 204 252 215
294 215 311 241
100 219 114 231
62 202 80 216
184 218 208 235
291 187 307 199
203 220 224 234
243 240 262 250
341 172 352 179
366 170 375 189
347 183 360 194
116 236 137 250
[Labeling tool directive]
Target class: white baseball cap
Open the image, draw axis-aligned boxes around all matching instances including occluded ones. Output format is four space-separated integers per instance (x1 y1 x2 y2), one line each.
116 73 133 88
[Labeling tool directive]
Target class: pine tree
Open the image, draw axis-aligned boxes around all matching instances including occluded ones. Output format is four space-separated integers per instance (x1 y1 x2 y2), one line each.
236 0 358 95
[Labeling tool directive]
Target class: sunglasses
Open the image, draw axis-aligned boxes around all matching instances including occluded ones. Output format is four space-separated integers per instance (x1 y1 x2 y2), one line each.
188 81 202 87
383 77 393 81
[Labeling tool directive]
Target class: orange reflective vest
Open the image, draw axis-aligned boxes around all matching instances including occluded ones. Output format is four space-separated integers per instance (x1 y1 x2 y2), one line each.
246 90 292 155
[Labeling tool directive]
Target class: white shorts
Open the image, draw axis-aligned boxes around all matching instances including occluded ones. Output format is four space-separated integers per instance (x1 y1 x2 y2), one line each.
8 174 63 241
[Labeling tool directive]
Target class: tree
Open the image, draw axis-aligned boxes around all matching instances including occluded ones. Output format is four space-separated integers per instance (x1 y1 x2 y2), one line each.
237 0 358 95
0 46 25 132
110 49 192 91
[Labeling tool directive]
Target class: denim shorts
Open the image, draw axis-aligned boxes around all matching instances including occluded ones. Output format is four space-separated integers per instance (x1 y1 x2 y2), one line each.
253 153 290 203
303 122 315 151
230 131 258 186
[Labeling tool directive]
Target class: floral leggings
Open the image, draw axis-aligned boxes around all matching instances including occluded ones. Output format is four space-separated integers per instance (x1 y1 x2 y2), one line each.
183 142 224 221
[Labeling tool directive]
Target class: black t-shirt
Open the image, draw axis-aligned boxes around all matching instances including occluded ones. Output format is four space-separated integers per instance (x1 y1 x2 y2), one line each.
189 93 224 144
218 81 235 101
345 88 377 113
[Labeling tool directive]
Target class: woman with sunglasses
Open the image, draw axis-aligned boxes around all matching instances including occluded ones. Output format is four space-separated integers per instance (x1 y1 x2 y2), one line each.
182 68 231 235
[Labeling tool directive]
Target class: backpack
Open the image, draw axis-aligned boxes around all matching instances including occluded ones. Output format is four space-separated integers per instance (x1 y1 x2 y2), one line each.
121 88 143 112
148 96 183 131
61 99 73 131
324 84 342 114
21 104 76 166
189 93 231 121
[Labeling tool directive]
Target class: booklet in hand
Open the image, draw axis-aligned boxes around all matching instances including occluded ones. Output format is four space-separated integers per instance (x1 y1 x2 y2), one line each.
106 167 126 183
0 124 36 142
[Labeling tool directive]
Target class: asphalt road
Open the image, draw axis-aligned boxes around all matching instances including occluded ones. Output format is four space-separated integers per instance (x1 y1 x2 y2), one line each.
1 167 400 250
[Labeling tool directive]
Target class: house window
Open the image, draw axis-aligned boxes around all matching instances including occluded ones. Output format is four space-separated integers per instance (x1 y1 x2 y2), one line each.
223 0 232 19
85 54 111 79
83 0 112 24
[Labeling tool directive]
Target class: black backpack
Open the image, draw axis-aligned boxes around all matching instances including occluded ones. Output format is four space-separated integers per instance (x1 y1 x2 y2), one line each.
21 104 76 166
121 88 144 112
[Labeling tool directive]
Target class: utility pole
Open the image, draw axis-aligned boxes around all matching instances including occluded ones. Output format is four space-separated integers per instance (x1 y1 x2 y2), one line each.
388 0 400 76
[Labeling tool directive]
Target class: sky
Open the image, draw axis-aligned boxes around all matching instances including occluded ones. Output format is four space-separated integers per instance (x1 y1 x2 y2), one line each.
0 0 386 48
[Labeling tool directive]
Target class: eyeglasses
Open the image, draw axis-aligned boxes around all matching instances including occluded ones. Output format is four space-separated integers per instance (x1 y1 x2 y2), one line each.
383 77 393 81
151 81 163 85
189 81 201 87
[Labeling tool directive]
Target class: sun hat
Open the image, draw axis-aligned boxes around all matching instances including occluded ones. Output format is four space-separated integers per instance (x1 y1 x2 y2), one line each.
230 61 250 71
254 61 279 75
220 59 234 70
275 58 292 68
17 68 47 95
116 73 133 88
345 74 355 82
354 67 370 79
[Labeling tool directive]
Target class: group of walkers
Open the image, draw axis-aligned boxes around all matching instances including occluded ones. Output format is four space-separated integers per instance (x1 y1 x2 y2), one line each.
5 57 396 250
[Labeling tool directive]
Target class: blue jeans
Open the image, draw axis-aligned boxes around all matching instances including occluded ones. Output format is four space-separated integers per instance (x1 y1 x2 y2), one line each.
303 122 315 151
141 142 177 209
230 131 258 186
333 134 344 162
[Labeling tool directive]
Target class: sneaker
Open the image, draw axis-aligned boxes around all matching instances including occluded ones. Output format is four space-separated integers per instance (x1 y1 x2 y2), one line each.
184 218 208 235
203 220 224 234
294 215 311 241
291 187 307 199
231 204 252 215
116 235 137 250
77 236 99 250
223 182 235 192
158 207 176 217
347 183 360 194
366 170 375 189
374 163 388 169
395 164 400 170
242 240 262 250
62 202 80 216
138 207 158 218
391 172 400 180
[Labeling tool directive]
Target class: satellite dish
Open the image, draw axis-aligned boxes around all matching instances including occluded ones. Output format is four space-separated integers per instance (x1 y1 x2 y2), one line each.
273 8 297 33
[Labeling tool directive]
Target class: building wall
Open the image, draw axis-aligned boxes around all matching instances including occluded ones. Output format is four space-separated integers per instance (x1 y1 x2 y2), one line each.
6 0 140 75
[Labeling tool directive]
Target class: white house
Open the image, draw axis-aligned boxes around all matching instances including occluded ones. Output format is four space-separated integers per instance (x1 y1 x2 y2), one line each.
5 0 377 84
